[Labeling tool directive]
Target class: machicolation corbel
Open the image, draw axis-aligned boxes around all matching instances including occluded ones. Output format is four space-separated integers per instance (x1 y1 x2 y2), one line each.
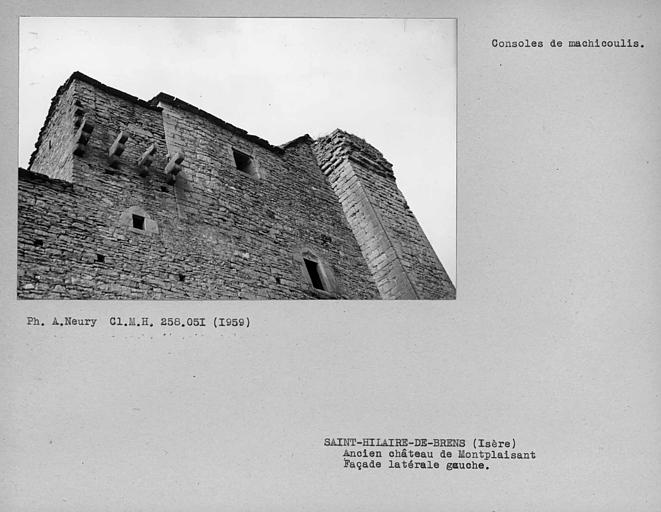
136 143 157 176
164 151 185 184
73 100 86 128
108 131 129 168
73 117 95 156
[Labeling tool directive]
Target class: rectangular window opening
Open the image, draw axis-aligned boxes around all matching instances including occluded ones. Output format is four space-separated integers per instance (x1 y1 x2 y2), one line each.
33 239 44 247
232 149 256 176
132 214 145 230
178 273 185 282
304 258 325 291
96 253 105 263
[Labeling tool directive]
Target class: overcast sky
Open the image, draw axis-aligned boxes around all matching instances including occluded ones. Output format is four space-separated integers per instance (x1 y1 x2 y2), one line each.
19 17 456 285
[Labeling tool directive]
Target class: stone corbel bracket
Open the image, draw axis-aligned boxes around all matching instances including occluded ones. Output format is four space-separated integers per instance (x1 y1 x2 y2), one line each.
136 143 157 177
72 117 95 156
164 151 185 184
73 100 86 128
108 131 129 168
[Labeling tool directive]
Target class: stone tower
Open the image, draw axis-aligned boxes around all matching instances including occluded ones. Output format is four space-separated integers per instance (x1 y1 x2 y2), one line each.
313 131 455 299
17 72 455 300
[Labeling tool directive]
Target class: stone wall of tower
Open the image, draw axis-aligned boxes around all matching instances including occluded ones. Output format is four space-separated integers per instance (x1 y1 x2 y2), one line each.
17 73 379 299
28 82 77 181
18 72 454 300
313 130 456 299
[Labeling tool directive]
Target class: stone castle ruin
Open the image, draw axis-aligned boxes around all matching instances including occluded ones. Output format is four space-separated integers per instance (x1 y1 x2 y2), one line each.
17 72 455 300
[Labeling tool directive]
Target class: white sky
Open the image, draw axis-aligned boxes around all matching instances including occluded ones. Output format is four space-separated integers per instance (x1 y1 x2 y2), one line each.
19 17 456 285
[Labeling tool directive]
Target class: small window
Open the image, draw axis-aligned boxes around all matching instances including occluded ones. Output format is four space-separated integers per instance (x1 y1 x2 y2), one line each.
96 254 105 263
132 214 145 230
33 239 44 247
304 258 325 291
120 207 158 234
232 149 257 176
178 273 185 282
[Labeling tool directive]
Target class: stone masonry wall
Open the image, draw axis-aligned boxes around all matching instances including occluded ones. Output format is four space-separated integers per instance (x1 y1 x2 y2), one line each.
313 130 456 299
17 73 380 299
28 82 76 181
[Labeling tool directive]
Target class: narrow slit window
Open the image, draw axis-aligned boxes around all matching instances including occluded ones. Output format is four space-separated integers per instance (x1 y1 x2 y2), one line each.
132 214 145 230
232 149 256 176
304 258 325 290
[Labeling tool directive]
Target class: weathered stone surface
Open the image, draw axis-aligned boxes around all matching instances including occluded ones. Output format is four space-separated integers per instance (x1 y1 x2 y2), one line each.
313 130 456 299
17 72 454 300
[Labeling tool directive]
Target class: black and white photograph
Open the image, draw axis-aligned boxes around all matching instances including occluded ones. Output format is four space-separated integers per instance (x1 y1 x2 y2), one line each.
2 1 660 511
17 17 456 300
